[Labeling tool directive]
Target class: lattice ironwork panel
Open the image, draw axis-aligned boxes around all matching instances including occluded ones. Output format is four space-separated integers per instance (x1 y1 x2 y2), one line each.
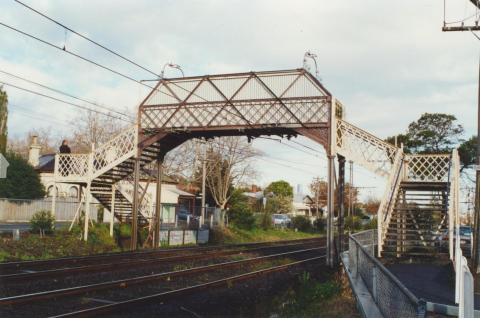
92 126 137 176
55 154 89 181
336 119 398 177
139 69 331 130
406 154 450 182
117 179 154 219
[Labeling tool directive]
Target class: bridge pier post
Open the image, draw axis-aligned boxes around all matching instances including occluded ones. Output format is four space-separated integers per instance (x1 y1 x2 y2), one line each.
327 155 336 267
131 157 140 251
337 155 346 259
154 157 163 248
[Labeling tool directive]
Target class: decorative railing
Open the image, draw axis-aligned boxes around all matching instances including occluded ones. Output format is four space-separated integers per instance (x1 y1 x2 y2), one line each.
54 153 90 182
405 154 450 182
336 119 398 177
92 125 137 178
377 148 404 255
117 178 153 220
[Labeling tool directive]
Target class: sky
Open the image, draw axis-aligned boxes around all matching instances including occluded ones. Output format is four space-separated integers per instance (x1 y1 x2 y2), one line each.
0 0 479 202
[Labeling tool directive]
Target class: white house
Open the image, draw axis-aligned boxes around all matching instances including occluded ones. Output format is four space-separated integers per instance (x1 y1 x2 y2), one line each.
28 136 196 223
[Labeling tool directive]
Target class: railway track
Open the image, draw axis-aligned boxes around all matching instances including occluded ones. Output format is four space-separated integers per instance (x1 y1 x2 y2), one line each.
0 237 322 275
0 239 325 318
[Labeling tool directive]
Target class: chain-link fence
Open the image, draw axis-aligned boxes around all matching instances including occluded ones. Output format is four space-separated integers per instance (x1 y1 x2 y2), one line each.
349 230 427 318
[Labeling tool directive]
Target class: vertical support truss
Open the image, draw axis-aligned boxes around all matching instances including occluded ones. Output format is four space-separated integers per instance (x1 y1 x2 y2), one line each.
154 158 163 248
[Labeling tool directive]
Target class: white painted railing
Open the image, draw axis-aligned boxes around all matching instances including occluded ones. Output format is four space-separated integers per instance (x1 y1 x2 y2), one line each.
405 154 450 182
336 119 398 177
54 153 90 182
92 125 137 178
377 148 404 256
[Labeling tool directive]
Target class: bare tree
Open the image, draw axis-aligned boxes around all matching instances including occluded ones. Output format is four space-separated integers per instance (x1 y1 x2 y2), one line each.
8 127 57 158
68 110 127 152
205 137 259 209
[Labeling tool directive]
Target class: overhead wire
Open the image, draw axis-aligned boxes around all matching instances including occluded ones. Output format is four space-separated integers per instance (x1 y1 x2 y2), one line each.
0 80 134 123
0 69 133 120
0 21 175 99
13 0 160 78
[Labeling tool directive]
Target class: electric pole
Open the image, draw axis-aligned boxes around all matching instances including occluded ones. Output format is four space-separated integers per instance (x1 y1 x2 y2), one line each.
442 0 480 273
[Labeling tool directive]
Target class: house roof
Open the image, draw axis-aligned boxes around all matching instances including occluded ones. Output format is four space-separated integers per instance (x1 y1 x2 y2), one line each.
36 154 55 173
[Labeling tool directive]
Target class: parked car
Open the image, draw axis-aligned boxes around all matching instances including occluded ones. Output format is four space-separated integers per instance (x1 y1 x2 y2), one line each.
437 226 472 244
272 214 291 227
177 208 199 221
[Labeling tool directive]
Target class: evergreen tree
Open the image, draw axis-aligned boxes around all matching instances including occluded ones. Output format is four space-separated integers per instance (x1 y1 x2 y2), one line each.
0 152 45 199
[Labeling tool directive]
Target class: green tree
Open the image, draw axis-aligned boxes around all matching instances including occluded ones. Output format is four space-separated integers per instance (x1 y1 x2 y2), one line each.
0 152 45 199
406 113 463 153
458 135 476 171
0 87 7 154
265 195 292 214
265 180 293 197
384 133 412 153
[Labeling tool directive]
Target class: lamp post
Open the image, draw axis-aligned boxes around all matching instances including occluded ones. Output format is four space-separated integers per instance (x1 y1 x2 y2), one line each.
303 51 320 79
160 62 184 78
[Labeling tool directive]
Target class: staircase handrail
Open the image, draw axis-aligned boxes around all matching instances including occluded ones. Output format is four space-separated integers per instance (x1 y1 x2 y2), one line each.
91 125 138 179
377 148 404 255
448 149 460 262
336 119 398 177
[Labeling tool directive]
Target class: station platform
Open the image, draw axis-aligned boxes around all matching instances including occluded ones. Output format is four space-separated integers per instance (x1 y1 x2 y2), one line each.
386 262 480 310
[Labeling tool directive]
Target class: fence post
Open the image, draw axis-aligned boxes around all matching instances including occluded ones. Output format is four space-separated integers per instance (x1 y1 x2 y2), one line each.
417 299 427 318
372 264 378 302
210 214 213 228
175 215 178 228
355 240 359 279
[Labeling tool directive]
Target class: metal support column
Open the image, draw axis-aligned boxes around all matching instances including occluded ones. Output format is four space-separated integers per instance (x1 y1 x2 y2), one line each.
84 182 91 241
131 157 140 251
327 155 335 267
337 155 346 257
110 185 115 237
154 157 163 248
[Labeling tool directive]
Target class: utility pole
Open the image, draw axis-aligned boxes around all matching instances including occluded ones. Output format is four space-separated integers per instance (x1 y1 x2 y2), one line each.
442 0 480 273
349 160 353 216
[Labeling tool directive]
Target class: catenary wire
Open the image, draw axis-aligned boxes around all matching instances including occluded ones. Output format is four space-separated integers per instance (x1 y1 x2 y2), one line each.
0 80 134 123
0 69 133 120
13 0 160 78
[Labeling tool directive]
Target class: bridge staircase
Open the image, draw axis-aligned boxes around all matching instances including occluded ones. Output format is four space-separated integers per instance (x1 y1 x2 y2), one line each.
381 181 449 258
54 125 159 227
335 118 458 259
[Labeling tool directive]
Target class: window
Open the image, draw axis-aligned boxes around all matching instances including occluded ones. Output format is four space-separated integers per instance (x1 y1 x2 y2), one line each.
68 186 78 198
47 185 58 197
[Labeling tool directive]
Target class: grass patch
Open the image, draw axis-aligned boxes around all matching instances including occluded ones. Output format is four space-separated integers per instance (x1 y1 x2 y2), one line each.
252 270 360 318
210 226 320 244
0 224 119 262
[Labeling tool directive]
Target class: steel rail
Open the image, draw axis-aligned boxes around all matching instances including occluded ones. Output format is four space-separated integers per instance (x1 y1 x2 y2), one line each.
0 246 325 307
0 237 322 272
0 239 324 283
49 254 325 318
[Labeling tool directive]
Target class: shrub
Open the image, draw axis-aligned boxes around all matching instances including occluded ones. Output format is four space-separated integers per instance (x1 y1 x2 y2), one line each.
228 204 256 230
313 217 325 232
259 211 273 230
344 216 362 232
291 215 312 232
30 210 55 237
88 223 115 246
363 217 378 230
0 152 45 199
97 206 104 223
